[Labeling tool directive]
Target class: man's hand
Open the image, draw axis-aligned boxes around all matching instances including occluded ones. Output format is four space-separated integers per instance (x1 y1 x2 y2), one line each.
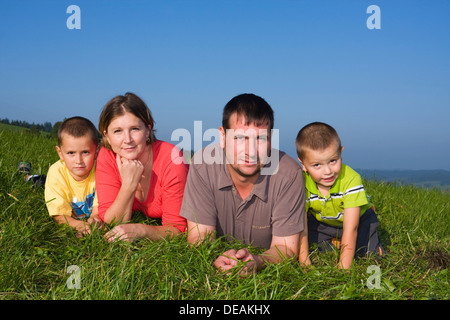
213 248 262 276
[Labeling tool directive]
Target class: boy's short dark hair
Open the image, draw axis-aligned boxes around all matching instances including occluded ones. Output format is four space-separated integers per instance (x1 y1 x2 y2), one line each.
57 116 99 147
222 93 274 130
296 122 342 160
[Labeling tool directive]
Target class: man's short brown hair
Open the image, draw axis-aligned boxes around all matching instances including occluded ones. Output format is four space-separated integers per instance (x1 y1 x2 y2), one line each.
295 122 342 160
222 93 274 130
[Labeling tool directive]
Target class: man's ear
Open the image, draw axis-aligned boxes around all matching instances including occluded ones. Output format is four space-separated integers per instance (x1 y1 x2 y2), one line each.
219 126 226 149
298 157 307 172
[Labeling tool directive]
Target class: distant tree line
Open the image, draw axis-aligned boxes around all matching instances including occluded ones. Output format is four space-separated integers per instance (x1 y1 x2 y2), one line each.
0 117 56 132
0 118 65 138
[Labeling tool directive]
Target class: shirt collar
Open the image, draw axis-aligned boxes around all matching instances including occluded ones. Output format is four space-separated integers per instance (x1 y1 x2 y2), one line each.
304 168 342 197
251 175 268 201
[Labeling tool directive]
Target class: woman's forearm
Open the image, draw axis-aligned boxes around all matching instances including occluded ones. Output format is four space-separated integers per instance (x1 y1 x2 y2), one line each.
103 185 135 224
106 223 181 242
141 224 181 240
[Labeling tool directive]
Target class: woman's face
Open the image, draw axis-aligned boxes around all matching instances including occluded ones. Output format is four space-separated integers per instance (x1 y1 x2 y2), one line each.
104 112 151 160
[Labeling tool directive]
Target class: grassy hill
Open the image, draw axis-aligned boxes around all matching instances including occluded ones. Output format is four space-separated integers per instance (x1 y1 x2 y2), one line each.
357 169 450 192
0 126 448 302
0 122 53 137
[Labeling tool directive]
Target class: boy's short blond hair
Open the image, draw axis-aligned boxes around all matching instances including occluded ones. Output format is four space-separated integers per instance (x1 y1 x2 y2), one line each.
296 122 342 160
57 116 99 147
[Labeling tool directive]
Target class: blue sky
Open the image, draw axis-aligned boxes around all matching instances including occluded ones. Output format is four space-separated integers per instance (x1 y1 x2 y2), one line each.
1 0 449 170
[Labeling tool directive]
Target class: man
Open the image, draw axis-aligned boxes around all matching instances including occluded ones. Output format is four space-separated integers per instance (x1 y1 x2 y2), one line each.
180 93 308 275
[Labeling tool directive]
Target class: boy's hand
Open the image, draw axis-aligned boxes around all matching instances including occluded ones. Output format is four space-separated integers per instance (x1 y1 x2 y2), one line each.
87 215 105 230
54 215 92 237
74 221 92 237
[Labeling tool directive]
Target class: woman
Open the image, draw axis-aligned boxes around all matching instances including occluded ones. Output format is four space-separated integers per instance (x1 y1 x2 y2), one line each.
96 92 188 241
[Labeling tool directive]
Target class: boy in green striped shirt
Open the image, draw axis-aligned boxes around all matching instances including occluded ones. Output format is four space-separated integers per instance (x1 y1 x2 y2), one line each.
296 122 384 269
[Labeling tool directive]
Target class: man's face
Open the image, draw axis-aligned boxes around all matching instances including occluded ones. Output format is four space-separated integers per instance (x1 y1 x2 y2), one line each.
220 113 271 179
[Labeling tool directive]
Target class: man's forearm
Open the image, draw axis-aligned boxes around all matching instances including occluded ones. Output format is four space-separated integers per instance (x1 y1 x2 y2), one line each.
256 244 298 271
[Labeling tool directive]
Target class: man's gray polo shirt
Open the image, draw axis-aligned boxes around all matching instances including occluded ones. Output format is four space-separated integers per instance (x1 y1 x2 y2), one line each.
180 144 305 249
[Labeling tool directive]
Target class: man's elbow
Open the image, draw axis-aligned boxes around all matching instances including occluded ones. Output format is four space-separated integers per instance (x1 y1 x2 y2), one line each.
271 234 301 259
186 221 215 245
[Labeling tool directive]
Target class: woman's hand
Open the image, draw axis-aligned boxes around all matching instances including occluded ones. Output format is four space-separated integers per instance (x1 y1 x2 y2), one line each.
105 223 144 242
101 155 144 224
116 154 144 191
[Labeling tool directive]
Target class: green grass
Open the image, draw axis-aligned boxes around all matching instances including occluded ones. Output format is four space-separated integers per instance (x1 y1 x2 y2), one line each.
0 128 449 300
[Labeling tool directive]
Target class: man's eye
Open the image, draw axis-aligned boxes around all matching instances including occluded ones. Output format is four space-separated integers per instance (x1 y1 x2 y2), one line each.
258 136 268 142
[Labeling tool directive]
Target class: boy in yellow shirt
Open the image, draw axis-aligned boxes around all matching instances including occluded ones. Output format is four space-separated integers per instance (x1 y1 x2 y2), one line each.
296 122 384 269
45 116 101 236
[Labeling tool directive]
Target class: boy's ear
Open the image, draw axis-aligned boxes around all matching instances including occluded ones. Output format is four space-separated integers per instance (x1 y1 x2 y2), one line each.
297 157 307 172
55 146 64 161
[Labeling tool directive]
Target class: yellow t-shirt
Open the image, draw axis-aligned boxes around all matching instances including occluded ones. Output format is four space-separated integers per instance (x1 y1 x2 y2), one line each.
44 160 97 219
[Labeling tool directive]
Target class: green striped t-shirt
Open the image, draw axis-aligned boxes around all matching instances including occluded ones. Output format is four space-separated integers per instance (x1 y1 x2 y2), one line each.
304 164 372 227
